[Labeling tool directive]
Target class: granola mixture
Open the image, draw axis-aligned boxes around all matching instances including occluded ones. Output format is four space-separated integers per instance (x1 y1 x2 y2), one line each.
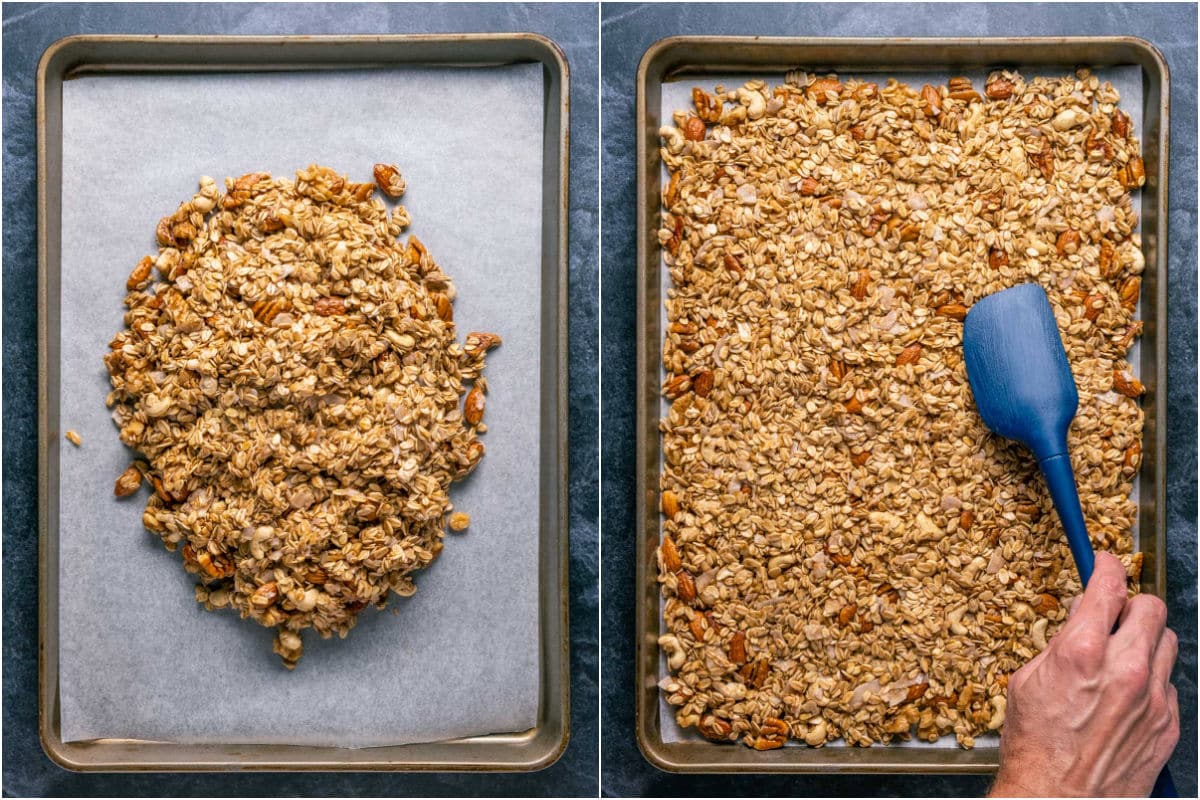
105 164 500 668
656 70 1146 749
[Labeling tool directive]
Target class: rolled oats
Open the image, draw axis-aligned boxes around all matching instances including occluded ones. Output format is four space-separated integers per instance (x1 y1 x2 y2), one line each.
656 70 1145 748
105 164 501 668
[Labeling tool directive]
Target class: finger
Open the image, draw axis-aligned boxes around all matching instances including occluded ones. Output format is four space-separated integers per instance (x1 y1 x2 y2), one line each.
1112 593 1168 658
1152 626 1179 686
1061 551 1127 640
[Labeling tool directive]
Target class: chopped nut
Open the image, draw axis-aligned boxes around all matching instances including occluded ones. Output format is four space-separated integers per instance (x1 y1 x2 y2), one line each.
1112 369 1145 398
448 511 471 532
662 490 681 519
683 116 706 142
65 430 82 447
464 384 486 425
896 343 923 366
114 463 144 497
985 77 1014 100
937 303 969 321
372 163 406 198
313 296 345 316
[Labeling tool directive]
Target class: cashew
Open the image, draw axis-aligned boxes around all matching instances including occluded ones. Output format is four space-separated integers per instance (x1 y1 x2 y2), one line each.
1030 617 1049 651
987 695 1007 730
659 125 685 154
658 634 687 669
737 87 767 120
804 719 828 746
1051 107 1085 131
946 605 968 636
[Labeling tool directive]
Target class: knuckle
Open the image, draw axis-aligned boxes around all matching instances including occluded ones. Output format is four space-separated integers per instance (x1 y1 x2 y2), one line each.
1064 631 1106 669
1116 658 1151 693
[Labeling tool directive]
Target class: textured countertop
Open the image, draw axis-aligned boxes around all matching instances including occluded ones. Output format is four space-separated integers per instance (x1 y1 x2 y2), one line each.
599 3 1196 796
1 2 597 796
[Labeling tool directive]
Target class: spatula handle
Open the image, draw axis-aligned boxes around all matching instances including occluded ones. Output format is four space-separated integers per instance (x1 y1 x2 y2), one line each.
1038 453 1095 586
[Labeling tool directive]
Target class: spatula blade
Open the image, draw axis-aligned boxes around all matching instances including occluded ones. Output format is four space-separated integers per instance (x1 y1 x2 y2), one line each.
962 283 1078 461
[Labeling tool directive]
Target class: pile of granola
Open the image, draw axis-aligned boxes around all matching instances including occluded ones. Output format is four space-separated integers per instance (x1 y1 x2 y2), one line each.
656 70 1146 749
106 164 500 668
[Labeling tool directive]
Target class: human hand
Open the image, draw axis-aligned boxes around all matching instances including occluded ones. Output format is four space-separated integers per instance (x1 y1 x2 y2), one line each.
989 552 1178 797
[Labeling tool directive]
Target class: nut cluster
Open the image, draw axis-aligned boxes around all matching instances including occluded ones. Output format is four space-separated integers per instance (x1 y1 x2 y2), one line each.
657 70 1145 748
106 164 500 668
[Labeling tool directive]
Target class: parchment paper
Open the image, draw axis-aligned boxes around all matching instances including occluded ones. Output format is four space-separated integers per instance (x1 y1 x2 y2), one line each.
58 63 544 747
658 65 1144 747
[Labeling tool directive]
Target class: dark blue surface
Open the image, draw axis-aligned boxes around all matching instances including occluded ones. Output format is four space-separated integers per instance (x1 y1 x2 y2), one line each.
600 3 1197 796
2 3 597 796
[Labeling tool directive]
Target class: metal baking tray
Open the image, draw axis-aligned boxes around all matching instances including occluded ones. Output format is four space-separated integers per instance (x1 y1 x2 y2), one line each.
38 34 569 772
635 36 1169 774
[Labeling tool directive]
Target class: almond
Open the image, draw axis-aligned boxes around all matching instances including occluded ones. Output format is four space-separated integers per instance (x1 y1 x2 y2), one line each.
114 463 144 497
661 489 681 519
127 256 155 291
829 359 846 383
850 269 871 300
988 247 1009 269
692 370 714 398
1083 294 1105 322
688 615 707 641
464 385 485 425
1112 369 1145 398
921 84 941 116
985 78 1014 100
251 581 279 607
806 78 843 104
724 252 744 277
906 682 929 702
433 292 453 322
1124 439 1143 472
799 176 821 196
676 570 697 602
698 714 733 740
896 343 923 366
372 163 406 197
851 450 870 467
1032 593 1060 615
837 603 858 626
937 303 969 321
663 374 690 399
660 534 682 571
959 510 975 531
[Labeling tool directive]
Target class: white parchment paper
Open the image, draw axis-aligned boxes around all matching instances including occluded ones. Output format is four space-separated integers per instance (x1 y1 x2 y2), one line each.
658 65 1144 747
58 64 544 747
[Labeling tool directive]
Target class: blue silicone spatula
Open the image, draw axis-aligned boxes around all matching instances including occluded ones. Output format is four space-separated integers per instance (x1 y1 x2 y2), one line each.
962 283 1175 797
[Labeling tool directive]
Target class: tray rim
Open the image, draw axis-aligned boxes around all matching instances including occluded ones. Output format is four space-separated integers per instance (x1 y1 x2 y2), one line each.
635 34 1169 774
37 32 570 773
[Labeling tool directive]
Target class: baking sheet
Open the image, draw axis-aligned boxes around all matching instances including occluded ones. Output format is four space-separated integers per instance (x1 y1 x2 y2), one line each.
657 65 1144 747
57 63 544 747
